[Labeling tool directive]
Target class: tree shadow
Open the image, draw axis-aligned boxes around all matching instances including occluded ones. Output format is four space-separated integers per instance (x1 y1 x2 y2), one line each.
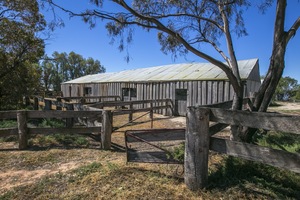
208 156 300 199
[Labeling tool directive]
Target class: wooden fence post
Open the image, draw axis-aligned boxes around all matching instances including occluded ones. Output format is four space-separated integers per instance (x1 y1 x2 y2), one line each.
34 97 39 110
102 110 112 150
56 97 62 110
17 111 28 150
44 99 52 110
185 107 210 190
150 102 153 128
66 103 74 128
129 103 133 122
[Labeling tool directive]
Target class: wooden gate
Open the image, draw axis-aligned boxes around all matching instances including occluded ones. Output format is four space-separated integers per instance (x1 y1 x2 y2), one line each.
125 129 185 164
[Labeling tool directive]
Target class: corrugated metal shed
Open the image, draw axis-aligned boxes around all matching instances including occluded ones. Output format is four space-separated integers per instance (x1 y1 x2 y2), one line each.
63 59 258 84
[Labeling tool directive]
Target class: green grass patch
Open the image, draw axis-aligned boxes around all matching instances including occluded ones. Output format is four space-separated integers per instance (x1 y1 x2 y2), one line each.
254 130 300 153
39 118 65 128
28 134 90 148
208 156 300 199
0 120 17 128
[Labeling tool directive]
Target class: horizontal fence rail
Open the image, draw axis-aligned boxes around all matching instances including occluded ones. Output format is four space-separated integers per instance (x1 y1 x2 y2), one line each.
185 106 300 191
0 110 112 150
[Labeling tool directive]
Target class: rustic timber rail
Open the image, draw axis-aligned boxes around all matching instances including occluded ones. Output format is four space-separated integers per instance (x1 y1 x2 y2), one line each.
185 106 300 190
0 110 112 150
91 99 174 121
25 95 122 111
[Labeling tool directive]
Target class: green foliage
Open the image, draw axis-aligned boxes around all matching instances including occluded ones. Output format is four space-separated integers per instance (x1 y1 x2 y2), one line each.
40 51 106 92
0 0 45 110
254 130 300 153
167 142 185 162
39 118 65 128
0 120 17 128
28 133 90 148
293 85 300 101
273 76 299 101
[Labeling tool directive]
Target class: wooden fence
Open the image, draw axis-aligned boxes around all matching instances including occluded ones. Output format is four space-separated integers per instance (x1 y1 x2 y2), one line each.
25 95 122 111
0 110 112 150
185 106 300 190
91 98 173 119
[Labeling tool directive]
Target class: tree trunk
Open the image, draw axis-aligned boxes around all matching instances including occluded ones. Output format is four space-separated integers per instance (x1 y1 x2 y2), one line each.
238 0 290 142
230 87 244 141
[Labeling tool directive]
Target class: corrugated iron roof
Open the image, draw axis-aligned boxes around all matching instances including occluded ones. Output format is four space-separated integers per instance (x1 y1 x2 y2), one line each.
62 58 258 84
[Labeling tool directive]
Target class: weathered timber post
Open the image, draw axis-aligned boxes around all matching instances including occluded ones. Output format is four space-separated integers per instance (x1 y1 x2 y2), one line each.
185 107 210 190
129 103 133 122
56 97 62 110
34 97 39 110
44 99 52 110
17 111 28 150
102 110 112 150
163 100 167 116
150 102 154 128
66 103 74 128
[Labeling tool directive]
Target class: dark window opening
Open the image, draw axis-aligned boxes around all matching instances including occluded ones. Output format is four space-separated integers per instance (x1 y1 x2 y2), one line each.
175 89 187 100
84 87 92 95
122 88 137 100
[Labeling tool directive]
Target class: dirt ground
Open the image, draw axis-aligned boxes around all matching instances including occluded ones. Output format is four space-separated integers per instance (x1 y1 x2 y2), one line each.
1 101 299 194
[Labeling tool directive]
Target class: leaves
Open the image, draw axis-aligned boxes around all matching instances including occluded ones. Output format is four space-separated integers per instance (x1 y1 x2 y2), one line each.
40 52 106 91
0 0 46 110
274 76 299 101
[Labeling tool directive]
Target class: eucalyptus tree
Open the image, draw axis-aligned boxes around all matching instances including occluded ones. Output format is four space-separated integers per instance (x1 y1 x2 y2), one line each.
45 0 300 141
0 0 46 109
40 51 106 92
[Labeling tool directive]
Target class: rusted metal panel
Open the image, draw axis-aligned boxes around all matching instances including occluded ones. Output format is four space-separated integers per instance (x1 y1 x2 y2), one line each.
125 129 185 164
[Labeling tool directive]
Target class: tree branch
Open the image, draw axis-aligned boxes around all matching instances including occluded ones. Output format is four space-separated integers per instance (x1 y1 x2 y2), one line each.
286 16 300 44
114 0 240 93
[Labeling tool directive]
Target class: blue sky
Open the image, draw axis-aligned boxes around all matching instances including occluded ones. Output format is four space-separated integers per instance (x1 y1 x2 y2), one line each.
42 1 300 81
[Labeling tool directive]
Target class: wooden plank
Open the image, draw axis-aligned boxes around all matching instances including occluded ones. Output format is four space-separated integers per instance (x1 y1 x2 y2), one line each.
198 81 202 105
92 99 171 108
0 111 17 119
125 129 185 143
28 127 101 135
201 81 207 105
27 110 103 119
0 128 18 136
224 81 230 101
218 81 224 103
209 108 300 134
207 81 212 104
112 105 170 115
212 81 218 104
210 137 300 174
185 107 210 190
201 100 233 109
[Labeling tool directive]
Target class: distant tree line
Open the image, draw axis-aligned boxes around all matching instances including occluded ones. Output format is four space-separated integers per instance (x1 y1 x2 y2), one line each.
41 51 106 92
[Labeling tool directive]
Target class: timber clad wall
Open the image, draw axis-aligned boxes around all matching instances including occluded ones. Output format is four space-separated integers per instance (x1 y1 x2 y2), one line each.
61 59 261 116
62 80 246 116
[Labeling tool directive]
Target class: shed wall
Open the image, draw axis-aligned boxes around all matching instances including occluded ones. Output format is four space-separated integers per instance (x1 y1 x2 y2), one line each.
62 79 257 115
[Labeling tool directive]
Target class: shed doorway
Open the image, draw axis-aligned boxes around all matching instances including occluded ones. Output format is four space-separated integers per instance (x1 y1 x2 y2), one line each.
175 89 187 116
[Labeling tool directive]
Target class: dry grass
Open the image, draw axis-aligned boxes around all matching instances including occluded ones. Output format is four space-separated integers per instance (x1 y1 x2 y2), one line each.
0 110 300 199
